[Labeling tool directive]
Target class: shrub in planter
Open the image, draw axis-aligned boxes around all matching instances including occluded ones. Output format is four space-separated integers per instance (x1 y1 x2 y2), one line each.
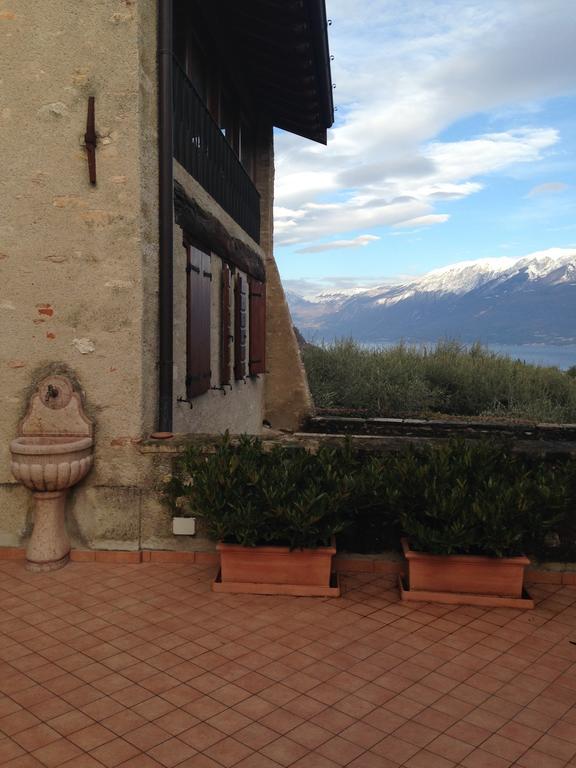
392 440 568 606
162 434 355 595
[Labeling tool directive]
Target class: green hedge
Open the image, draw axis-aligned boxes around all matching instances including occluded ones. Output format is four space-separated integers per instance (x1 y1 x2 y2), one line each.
162 435 576 561
302 340 576 423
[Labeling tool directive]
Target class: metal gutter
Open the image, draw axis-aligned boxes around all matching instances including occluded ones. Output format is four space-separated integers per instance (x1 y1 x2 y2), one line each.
158 0 174 431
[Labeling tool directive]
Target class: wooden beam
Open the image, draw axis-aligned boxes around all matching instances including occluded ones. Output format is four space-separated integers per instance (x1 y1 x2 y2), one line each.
174 181 266 283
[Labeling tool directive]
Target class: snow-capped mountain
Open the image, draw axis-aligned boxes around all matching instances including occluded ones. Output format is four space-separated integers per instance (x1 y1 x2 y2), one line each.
286 248 576 345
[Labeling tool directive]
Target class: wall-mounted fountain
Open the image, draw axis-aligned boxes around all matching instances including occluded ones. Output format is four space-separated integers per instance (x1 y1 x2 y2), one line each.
10 375 94 571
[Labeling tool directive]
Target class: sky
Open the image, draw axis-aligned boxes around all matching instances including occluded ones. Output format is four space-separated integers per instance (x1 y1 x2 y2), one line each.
275 0 576 297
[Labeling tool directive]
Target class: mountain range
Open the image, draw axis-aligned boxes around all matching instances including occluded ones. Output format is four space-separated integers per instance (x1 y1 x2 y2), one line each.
286 248 576 345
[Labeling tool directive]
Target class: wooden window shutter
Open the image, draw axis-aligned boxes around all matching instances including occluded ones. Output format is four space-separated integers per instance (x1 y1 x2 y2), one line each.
249 277 266 376
221 264 232 386
186 244 212 398
234 275 247 380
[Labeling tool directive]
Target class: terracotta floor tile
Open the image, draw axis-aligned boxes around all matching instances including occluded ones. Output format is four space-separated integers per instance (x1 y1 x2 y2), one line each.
27 697 74 722
482 734 527 762
0 699 23 720
203 736 253 766
148 736 198 767
89 737 141 767
332 695 376 719
120 722 172 751
47 709 96 737
235 754 284 768
445 720 491 747
183 696 228 721
383 694 426 719
179 722 226 750
288 722 333 750
234 722 278 750
464 708 507 733
10 686 53 710
394 720 439 749
161 755 219 768
206 709 252 736
548 719 576 744
151 710 198 736
516 749 567 768
259 708 304 735
371 734 420 763
59 684 104 708
0 710 42 736
58 755 107 768
316 735 365 765
233 696 277 721
161 685 204 708
348 751 400 768
111 684 155 707
496 721 541 747
534 733 576 762
80 697 125 721
101 709 147 736
68 722 117 751
1 758 46 768
121 662 158 683
290 751 340 768
404 749 457 768
311 707 356 735
0 738 26 762
413 707 457 732
43 672 84 696
140 673 180 696
462 748 516 768
428 733 475 762
282 694 327 719
260 737 310 766
31 737 84 767
12 724 62 752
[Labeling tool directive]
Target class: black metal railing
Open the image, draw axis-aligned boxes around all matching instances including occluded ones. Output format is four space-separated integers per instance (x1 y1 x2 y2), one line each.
173 61 261 244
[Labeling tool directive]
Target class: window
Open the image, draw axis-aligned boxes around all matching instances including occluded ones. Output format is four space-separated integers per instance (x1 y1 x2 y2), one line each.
183 243 265 395
234 275 247 380
248 277 266 376
221 264 232 386
186 243 212 398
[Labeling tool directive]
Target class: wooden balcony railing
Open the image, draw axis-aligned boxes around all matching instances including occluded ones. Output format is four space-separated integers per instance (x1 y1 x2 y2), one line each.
173 61 261 244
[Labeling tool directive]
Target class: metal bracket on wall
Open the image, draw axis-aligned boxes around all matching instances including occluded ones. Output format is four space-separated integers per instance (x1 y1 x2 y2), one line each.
84 96 97 185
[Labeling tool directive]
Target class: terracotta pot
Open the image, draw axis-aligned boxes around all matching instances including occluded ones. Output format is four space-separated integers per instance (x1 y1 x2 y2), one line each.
213 541 340 596
402 538 530 600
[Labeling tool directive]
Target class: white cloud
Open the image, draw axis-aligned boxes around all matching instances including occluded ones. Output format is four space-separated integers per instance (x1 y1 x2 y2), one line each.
527 182 569 197
393 214 450 229
275 128 557 244
284 275 397 299
424 128 559 182
298 235 380 254
274 0 575 248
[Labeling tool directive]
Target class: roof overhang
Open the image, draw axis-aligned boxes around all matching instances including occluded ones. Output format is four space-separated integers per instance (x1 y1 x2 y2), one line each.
197 0 334 144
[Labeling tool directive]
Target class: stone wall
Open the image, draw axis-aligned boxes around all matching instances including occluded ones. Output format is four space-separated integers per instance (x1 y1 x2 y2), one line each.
0 0 160 547
254 127 314 431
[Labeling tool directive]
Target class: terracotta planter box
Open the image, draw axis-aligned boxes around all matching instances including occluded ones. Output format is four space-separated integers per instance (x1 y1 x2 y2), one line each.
400 538 533 609
213 542 340 597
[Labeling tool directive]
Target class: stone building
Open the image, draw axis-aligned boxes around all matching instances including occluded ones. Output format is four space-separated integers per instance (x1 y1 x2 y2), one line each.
0 0 333 553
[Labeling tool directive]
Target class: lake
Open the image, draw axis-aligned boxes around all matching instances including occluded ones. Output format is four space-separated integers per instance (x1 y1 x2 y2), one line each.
362 342 576 371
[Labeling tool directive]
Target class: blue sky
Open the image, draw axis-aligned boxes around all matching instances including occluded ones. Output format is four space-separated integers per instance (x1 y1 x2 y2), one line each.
275 0 576 296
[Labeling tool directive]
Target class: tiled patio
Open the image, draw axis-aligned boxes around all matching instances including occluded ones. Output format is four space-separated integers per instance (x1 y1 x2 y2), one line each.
1 561 575 768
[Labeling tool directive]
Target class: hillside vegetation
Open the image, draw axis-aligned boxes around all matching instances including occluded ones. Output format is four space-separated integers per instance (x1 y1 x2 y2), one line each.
302 340 576 423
